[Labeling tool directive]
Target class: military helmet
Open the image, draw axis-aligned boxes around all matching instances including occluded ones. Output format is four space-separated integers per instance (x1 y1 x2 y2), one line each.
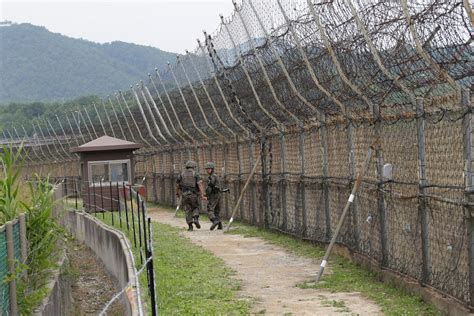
205 162 215 169
185 160 197 169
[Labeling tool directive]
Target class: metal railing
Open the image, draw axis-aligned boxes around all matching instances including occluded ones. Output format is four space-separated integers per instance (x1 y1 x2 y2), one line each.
56 177 158 316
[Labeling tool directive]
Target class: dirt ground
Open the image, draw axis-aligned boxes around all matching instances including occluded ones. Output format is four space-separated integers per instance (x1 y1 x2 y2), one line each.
68 239 124 315
149 207 382 315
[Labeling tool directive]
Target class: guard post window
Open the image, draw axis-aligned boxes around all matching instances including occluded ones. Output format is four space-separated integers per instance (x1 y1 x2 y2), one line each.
89 160 130 185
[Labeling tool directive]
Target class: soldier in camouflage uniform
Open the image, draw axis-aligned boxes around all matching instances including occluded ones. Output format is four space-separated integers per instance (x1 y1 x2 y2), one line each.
176 160 207 231
205 162 223 230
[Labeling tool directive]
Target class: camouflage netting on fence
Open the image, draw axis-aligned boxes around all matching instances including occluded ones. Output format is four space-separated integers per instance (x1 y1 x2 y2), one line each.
3 0 473 307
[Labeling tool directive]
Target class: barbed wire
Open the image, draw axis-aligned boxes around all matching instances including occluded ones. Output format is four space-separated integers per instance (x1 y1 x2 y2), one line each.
1 0 470 154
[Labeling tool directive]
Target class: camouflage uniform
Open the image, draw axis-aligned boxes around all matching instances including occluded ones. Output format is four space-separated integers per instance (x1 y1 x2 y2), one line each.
205 162 223 230
176 161 202 230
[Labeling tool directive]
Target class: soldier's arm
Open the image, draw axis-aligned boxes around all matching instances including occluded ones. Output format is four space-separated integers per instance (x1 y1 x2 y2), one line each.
197 180 207 200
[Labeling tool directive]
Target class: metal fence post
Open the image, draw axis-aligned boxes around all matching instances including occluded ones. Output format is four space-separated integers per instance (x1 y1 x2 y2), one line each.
109 181 114 226
347 121 360 248
261 137 270 228
237 140 244 220
146 218 158 316
222 142 230 219
321 114 331 240
64 177 68 199
140 200 148 270
249 141 257 224
160 152 165 205
100 180 105 219
116 183 122 229
280 132 288 231
19 214 27 262
374 103 388 267
462 89 474 305
6 221 17 315
299 127 307 237
74 177 78 209
123 183 130 232
195 146 201 174
129 185 137 247
170 150 176 206
152 169 158 204
136 191 143 264
93 183 97 214
416 98 430 283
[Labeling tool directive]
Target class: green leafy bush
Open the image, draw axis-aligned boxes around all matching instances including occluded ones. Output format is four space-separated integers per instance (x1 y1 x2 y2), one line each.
0 146 63 313
0 146 22 224
18 175 63 314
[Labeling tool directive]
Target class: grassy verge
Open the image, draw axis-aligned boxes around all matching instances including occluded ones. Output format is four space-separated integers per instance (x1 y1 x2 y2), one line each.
99 211 249 315
226 222 440 316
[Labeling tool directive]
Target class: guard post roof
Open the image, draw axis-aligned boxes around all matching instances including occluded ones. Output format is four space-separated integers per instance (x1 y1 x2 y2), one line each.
70 135 142 153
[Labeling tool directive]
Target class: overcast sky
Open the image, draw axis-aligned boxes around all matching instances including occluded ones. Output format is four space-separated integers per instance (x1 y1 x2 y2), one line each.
1 0 235 53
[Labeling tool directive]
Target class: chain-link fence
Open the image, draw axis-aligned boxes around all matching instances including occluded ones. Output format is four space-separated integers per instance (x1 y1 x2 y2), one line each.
142 96 472 303
0 225 9 315
0 217 27 315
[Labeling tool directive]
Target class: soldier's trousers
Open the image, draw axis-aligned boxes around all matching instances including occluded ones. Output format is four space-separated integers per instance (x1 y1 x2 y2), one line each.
207 195 221 222
182 192 199 224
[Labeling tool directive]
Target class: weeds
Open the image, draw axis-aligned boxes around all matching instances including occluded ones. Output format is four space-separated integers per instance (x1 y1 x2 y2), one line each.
0 146 63 314
0 146 23 223
18 175 63 314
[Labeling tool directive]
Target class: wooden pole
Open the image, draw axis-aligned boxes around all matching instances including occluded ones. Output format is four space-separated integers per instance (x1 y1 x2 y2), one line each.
316 144 374 282
225 151 261 232
19 214 27 262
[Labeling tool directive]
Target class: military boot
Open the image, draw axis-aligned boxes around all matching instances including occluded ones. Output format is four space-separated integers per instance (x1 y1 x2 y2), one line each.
217 221 223 230
188 223 193 231
210 219 219 231
193 216 201 229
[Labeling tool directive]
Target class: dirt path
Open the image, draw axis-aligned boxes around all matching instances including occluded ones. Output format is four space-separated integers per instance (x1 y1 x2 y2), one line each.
149 208 381 315
68 239 124 315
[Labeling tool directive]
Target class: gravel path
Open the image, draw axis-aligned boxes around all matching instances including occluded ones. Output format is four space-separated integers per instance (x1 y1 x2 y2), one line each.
149 207 382 315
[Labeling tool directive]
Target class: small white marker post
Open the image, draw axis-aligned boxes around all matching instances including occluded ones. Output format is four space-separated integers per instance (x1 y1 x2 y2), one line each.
316 144 375 282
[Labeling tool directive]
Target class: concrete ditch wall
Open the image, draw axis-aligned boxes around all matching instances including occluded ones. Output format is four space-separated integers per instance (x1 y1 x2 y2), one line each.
33 248 73 316
64 209 142 315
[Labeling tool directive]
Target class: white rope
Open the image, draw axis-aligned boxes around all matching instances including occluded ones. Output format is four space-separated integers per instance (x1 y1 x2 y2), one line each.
98 256 152 316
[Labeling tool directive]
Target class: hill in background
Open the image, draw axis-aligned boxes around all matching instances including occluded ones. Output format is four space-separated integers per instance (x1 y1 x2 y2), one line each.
0 22 178 103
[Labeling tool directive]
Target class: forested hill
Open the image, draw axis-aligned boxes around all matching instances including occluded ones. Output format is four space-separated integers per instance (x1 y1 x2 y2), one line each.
0 22 178 103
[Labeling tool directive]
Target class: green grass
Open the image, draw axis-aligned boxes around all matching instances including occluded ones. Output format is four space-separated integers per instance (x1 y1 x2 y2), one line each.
99 210 249 315
227 222 441 316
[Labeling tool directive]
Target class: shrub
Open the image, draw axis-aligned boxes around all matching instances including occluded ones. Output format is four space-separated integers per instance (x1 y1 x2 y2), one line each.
18 175 63 314
0 146 63 313
0 145 22 224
